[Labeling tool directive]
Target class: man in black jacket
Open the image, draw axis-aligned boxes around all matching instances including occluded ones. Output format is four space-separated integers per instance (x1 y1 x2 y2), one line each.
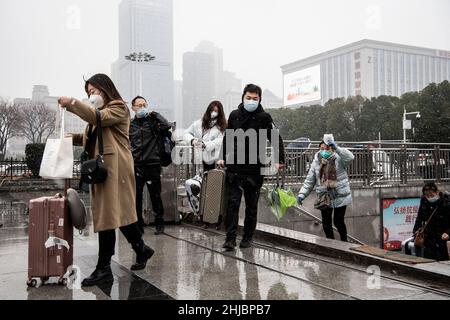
218 84 285 250
413 182 450 261
129 96 171 235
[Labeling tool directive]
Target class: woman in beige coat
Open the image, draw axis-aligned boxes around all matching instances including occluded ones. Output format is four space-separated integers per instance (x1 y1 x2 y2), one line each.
59 74 154 287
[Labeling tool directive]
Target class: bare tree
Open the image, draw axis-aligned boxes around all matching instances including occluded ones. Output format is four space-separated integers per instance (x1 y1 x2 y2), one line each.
17 103 56 144
0 99 23 160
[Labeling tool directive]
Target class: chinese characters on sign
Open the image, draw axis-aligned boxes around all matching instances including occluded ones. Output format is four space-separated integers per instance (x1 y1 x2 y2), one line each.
382 198 421 250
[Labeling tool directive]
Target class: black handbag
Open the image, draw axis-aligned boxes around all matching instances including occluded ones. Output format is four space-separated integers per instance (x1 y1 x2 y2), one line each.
79 110 108 187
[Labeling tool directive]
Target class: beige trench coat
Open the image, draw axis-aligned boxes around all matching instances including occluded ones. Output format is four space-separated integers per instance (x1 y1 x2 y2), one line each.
67 100 137 232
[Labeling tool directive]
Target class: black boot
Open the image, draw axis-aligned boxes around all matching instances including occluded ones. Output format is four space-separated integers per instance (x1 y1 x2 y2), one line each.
81 264 113 287
130 242 155 271
138 221 145 235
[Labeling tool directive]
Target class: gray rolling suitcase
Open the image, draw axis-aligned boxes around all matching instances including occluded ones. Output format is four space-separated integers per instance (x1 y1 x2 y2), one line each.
199 169 226 228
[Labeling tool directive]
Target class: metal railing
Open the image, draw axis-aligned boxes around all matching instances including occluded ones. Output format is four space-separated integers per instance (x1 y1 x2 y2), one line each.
2 142 449 187
0 159 82 179
173 143 450 187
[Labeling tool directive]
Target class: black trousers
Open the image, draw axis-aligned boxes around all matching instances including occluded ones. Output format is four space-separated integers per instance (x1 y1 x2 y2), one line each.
320 206 348 242
225 173 263 241
98 222 143 267
424 240 450 261
135 165 165 227
203 162 216 172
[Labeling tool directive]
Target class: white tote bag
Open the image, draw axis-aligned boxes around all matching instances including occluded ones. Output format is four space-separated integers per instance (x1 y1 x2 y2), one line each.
39 110 74 179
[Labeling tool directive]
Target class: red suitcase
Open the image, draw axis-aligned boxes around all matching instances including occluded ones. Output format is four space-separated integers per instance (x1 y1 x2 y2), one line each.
27 194 73 287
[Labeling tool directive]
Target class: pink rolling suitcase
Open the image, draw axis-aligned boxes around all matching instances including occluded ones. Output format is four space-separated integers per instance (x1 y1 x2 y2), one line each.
27 193 73 287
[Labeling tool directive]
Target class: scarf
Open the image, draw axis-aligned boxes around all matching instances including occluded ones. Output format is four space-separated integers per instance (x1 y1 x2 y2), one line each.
319 154 337 189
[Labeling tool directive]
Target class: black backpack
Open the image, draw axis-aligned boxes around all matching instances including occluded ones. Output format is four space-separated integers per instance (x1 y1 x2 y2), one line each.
147 112 175 167
159 126 175 167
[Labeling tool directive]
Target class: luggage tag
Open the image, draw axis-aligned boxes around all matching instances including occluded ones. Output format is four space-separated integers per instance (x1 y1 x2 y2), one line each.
45 236 70 252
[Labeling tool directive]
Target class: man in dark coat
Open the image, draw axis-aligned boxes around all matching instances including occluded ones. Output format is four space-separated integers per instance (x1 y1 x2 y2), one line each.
129 96 171 235
218 84 285 250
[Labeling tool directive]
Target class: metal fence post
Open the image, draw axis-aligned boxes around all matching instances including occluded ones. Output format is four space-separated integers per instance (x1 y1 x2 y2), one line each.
400 146 407 185
10 157 13 180
435 145 441 182
364 147 371 186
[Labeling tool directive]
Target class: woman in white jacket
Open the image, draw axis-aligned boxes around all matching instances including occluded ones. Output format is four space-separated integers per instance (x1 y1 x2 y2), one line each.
184 101 227 172
297 136 354 242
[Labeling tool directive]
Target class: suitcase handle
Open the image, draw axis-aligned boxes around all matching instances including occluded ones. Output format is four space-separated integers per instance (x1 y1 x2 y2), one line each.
48 222 55 255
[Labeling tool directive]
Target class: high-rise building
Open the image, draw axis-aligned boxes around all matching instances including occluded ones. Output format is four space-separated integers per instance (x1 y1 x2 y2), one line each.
281 39 450 107
182 52 215 127
173 80 183 130
194 41 224 98
262 89 283 109
222 71 242 116
182 41 245 125
112 0 174 121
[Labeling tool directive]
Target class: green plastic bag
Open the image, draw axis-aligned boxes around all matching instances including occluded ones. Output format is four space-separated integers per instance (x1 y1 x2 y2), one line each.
266 185 297 221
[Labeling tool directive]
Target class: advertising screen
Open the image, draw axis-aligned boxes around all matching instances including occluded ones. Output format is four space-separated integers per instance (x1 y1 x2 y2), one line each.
283 65 321 106
381 198 420 250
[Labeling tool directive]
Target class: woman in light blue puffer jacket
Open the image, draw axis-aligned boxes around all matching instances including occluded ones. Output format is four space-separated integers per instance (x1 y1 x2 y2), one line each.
297 138 354 241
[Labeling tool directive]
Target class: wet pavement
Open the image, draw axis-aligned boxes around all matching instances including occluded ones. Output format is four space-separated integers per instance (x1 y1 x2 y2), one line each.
1 193 449 300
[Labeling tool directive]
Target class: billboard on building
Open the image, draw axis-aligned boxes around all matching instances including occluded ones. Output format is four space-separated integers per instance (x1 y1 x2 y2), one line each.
381 198 420 250
283 65 321 106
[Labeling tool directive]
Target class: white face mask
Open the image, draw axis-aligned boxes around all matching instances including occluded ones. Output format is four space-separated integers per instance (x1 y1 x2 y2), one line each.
426 195 440 203
243 99 259 112
211 111 219 119
89 94 104 109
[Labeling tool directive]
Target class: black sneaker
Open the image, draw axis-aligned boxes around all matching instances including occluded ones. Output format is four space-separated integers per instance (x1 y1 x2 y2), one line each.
154 225 165 235
222 239 236 251
239 238 253 248
131 246 155 271
81 266 113 287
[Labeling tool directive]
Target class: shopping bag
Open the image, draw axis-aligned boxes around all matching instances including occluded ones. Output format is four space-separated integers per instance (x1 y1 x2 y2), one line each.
267 185 297 221
39 110 74 179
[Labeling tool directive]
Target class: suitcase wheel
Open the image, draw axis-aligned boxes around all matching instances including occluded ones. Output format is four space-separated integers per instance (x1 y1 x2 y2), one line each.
58 278 68 286
27 279 37 287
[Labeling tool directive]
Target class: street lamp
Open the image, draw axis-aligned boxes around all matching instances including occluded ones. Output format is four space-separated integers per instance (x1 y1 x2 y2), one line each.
403 108 421 143
125 52 156 96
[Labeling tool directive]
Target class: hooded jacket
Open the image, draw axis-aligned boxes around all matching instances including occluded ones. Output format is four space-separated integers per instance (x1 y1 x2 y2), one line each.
220 103 285 176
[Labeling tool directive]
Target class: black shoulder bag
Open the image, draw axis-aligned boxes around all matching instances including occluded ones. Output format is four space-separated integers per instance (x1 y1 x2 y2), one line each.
79 110 108 188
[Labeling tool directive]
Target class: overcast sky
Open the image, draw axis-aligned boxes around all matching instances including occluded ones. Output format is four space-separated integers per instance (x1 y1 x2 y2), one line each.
1 0 449 100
